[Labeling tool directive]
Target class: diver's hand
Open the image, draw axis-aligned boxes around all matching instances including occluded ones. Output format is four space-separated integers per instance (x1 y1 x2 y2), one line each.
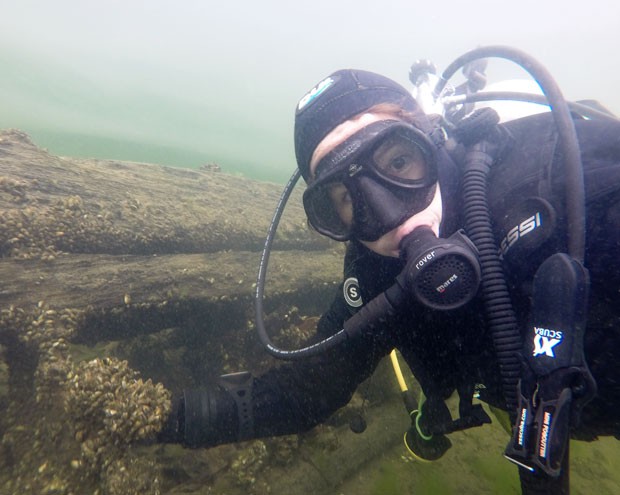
157 374 253 448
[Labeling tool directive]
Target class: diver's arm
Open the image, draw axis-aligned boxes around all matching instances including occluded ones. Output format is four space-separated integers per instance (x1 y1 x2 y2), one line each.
251 325 389 439
161 336 388 447
243 245 397 441
160 288 390 447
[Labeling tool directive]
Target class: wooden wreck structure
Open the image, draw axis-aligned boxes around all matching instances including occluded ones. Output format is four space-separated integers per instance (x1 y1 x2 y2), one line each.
0 129 409 495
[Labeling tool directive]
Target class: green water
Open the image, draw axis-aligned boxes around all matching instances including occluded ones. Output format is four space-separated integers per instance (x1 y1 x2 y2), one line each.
18 126 294 184
0 47 295 184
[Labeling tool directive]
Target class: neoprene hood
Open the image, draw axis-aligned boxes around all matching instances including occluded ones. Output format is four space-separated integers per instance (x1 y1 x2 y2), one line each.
294 69 421 181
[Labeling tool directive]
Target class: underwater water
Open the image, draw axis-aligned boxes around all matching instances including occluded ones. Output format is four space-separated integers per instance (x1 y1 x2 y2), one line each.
2 0 619 188
0 45 295 185
1 2 619 489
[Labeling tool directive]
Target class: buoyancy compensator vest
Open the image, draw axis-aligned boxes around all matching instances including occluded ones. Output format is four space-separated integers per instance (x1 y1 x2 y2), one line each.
252 45 619 494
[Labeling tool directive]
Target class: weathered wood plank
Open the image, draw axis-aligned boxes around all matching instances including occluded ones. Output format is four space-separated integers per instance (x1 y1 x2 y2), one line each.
0 250 343 311
0 129 331 258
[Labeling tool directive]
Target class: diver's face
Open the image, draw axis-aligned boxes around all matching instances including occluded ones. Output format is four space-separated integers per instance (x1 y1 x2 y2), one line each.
309 112 442 258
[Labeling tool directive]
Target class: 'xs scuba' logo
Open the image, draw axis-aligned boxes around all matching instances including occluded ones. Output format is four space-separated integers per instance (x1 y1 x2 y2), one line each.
532 326 563 358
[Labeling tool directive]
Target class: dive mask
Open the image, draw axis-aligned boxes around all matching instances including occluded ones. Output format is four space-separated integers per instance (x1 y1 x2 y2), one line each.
303 120 438 242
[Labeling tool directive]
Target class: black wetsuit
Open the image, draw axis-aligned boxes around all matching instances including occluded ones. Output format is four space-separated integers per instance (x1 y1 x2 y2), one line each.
218 113 620 445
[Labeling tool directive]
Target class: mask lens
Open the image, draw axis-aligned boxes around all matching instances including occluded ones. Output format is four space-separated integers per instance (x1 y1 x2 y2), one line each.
303 179 352 240
372 131 430 183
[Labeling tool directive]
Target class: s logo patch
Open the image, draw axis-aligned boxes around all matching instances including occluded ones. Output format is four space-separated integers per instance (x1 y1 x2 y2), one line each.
343 277 363 308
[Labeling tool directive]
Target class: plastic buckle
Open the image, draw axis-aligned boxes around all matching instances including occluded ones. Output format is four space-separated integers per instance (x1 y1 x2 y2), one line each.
504 381 536 472
529 388 572 477
505 387 572 477
505 366 596 477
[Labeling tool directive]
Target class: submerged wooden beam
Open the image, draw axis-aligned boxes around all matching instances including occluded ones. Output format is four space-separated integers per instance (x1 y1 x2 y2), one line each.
0 130 428 495
0 129 344 344
0 250 342 311
0 129 331 258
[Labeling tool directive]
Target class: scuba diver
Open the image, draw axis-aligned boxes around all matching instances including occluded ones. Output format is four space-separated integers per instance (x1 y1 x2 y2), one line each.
160 47 620 494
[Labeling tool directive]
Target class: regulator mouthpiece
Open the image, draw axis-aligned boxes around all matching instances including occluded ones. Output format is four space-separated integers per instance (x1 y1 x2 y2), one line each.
399 227 481 310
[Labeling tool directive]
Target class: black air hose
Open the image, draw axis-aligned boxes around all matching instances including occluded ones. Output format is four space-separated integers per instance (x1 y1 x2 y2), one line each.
442 46 583 494
438 45 585 263
461 130 521 413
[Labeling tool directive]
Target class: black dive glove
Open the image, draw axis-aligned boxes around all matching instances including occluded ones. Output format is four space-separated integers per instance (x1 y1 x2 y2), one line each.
158 371 255 448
